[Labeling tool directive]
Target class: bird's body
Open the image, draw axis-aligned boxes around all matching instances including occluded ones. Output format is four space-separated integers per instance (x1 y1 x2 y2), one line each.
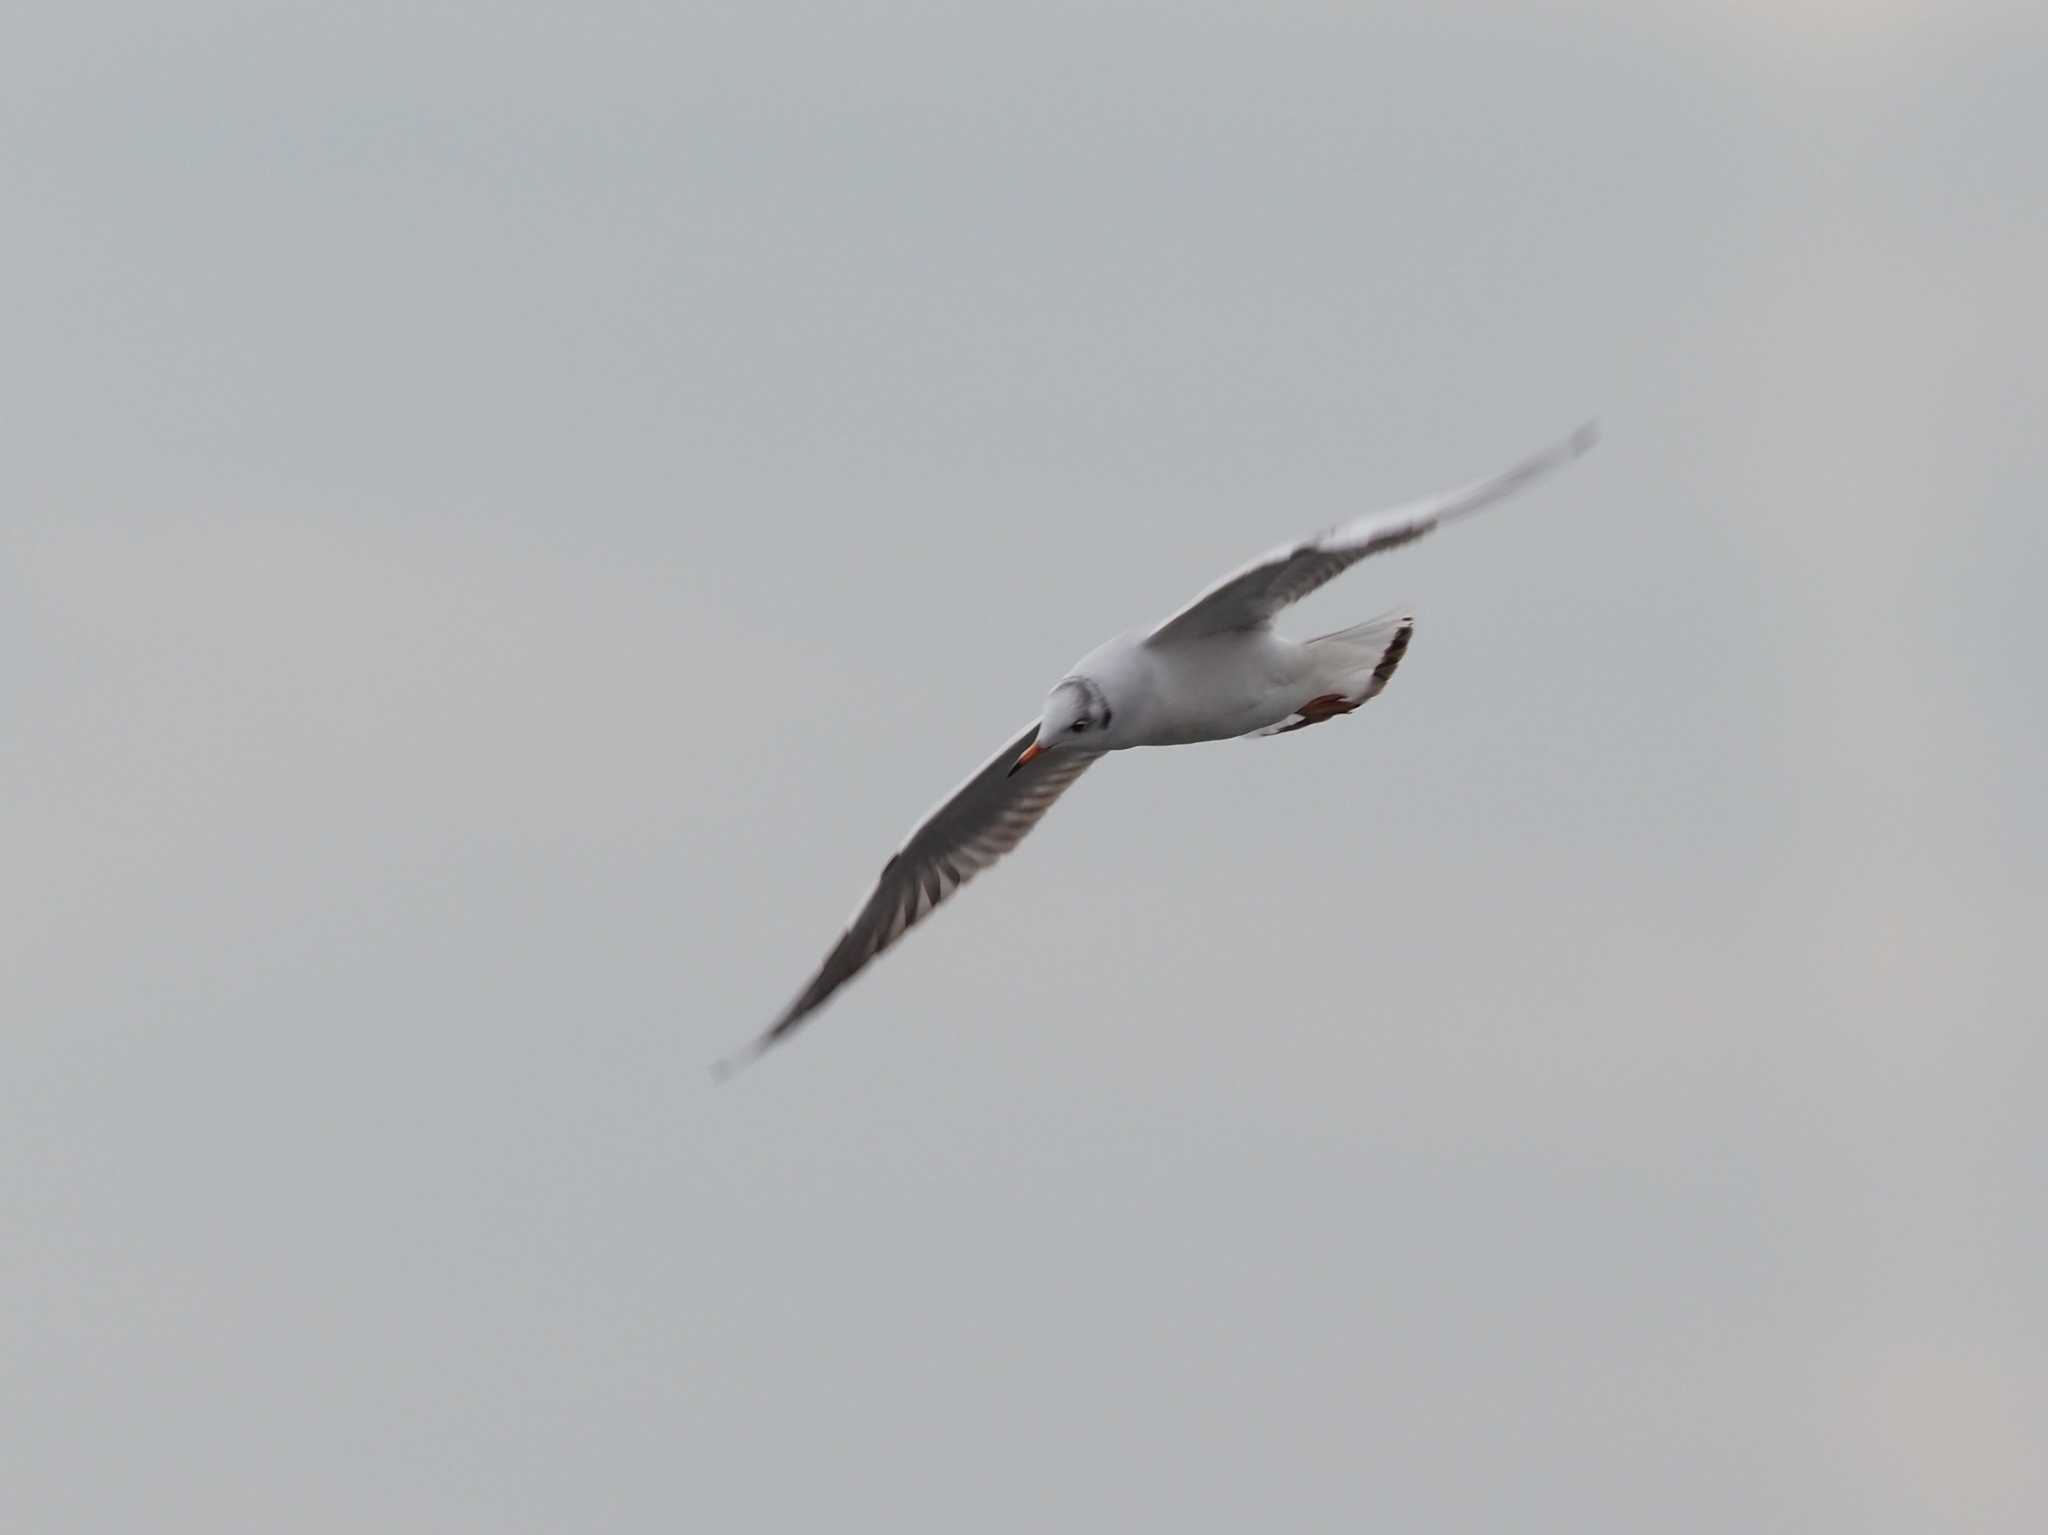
718 424 1596 1074
1060 626 1310 747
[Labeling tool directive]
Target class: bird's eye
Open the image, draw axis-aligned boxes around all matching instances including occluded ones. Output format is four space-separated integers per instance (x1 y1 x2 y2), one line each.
1070 720 1090 734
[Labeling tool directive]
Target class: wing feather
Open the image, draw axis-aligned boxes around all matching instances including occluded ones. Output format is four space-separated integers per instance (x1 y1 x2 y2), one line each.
718 720 1103 1073
1147 423 1595 645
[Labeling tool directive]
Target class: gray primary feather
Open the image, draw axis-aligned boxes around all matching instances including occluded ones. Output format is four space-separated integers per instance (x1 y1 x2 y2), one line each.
1147 423 1596 645
717 719 1103 1075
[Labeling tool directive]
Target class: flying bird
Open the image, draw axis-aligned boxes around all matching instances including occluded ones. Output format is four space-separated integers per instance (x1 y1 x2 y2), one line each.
719 424 1596 1075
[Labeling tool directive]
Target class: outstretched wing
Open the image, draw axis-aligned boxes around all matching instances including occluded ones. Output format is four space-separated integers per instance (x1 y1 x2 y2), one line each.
719 721 1104 1074
1148 423 1596 646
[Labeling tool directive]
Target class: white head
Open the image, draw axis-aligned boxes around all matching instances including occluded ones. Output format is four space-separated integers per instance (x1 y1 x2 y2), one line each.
1010 675 1115 774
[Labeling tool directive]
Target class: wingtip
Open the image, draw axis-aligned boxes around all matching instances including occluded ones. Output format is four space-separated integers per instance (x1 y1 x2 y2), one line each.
709 1034 770 1084
1566 419 1600 458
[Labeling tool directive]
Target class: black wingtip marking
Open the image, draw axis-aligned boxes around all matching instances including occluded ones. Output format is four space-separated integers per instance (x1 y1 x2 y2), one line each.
1372 622 1414 688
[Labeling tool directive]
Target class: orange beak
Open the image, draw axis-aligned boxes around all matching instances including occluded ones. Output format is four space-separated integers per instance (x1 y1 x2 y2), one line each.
1008 740 1047 777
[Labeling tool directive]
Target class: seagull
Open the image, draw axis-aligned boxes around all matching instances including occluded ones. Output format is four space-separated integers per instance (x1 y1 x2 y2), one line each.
718 424 1596 1076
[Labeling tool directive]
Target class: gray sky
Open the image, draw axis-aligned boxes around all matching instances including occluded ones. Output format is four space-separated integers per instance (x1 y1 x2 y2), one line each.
5 1 2045 1529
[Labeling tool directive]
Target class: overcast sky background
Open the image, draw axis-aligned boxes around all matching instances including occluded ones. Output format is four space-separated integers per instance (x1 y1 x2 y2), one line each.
5 1 2045 1529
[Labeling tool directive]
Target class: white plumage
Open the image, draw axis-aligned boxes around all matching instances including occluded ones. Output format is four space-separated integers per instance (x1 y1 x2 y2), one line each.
720 423 1596 1074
